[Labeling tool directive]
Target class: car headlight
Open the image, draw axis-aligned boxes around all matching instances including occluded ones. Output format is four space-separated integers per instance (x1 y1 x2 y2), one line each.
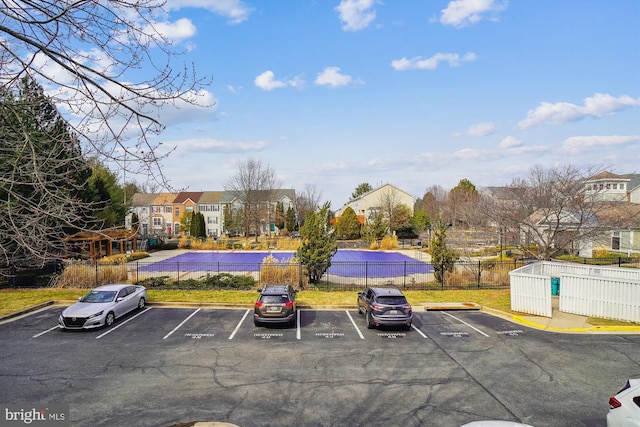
88 311 104 319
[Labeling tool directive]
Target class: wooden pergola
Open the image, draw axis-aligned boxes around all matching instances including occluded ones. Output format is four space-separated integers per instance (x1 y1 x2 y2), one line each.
67 228 138 260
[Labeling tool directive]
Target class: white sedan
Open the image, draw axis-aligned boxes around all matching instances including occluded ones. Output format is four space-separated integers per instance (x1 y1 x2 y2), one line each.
608 378 640 427
59 284 147 329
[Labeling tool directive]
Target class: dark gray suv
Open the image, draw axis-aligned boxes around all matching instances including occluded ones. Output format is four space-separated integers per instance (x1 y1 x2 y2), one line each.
357 286 413 329
254 284 298 326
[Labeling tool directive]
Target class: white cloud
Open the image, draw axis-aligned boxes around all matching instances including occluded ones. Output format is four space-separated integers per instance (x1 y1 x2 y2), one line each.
499 136 522 149
518 93 640 129
151 18 197 42
171 138 270 156
254 71 305 91
391 52 477 71
454 121 496 137
165 0 254 24
559 135 640 155
440 0 508 28
335 0 377 31
315 67 361 88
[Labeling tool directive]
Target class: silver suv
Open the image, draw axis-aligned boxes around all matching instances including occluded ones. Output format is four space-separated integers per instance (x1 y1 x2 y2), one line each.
357 287 413 329
254 284 298 327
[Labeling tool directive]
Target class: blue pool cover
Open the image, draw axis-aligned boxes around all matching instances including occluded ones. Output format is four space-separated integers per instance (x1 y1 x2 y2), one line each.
138 250 433 278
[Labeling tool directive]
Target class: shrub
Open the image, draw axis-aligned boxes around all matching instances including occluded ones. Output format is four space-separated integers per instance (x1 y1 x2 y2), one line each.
260 255 301 286
135 273 254 290
55 261 128 288
378 235 398 250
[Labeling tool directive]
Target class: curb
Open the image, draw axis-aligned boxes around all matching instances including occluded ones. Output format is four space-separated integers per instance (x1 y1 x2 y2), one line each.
0 301 56 322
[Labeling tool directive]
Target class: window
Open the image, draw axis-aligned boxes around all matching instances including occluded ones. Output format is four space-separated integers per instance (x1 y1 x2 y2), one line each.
185 206 194 213
213 205 219 212
612 184 618 189
612 231 620 250
621 183 625 190
165 206 172 213
141 207 147 213
175 207 180 217
152 217 163 227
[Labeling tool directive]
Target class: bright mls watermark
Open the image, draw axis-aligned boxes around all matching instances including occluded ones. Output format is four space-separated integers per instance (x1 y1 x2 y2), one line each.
2 404 69 426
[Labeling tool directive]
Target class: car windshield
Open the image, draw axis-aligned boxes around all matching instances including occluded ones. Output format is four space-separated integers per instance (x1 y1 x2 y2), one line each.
376 296 407 305
80 291 116 303
261 295 289 304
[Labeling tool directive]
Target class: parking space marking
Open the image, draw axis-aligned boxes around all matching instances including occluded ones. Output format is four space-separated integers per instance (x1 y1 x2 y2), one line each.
32 325 60 339
497 329 524 336
411 324 427 338
441 311 490 337
296 310 301 340
345 310 365 339
228 309 250 340
163 308 201 340
96 307 152 339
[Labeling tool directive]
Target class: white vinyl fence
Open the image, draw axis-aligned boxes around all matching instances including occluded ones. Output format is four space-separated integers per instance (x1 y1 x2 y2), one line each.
509 261 640 322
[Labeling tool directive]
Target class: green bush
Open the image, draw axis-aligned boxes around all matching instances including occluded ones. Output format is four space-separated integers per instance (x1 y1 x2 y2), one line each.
135 273 254 290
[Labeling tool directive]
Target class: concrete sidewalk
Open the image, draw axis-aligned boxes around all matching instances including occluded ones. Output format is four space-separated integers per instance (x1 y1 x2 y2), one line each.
484 297 640 334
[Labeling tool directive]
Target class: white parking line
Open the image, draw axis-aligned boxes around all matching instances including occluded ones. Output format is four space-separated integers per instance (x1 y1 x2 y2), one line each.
96 307 152 339
345 310 365 339
296 310 301 340
441 311 490 337
228 309 250 340
411 324 427 338
163 308 201 340
32 325 61 338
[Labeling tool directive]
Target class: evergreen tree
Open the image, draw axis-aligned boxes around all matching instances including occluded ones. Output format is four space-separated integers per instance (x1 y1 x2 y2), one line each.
275 202 285 230
361 211 388 243
0 76 91 266
296 202 338 284
351 182 372 200
430 219 457 284
189 212 206 240
285 207 296 232
336 206 361 239
84 160 130 228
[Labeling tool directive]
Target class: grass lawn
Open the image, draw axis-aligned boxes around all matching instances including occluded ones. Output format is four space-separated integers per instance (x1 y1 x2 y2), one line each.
1 288 637 327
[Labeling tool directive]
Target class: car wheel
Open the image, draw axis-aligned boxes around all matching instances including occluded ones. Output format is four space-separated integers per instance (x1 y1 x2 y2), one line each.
138 297 145 310
105 312 115 327
366 312 375 329
406 323 412 330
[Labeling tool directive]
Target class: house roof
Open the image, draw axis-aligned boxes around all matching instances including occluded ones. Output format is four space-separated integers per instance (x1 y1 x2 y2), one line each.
130 192 157 206
222 189 296 203
199 191 225 203
587 171 627 181
174 192 203 204
151 193 178 205
528 202 640 230
593 202 640 228
623 173 640 191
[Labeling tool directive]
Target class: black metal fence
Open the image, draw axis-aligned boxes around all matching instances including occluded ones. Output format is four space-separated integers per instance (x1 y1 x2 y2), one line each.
3 257 638 291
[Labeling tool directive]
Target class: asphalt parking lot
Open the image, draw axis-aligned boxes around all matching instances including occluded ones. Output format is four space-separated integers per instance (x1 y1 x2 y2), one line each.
1 306 639 427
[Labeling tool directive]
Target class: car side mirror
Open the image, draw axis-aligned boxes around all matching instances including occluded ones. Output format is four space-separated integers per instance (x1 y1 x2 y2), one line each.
116 297 124 302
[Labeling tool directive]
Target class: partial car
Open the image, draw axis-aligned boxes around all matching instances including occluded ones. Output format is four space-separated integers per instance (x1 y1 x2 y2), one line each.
254 284 298 326
357 286 413 329
59 284 147 330
607 378 640 427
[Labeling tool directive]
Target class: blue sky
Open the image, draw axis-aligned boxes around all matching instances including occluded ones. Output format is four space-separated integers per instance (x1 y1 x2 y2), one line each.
140 0 639 206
